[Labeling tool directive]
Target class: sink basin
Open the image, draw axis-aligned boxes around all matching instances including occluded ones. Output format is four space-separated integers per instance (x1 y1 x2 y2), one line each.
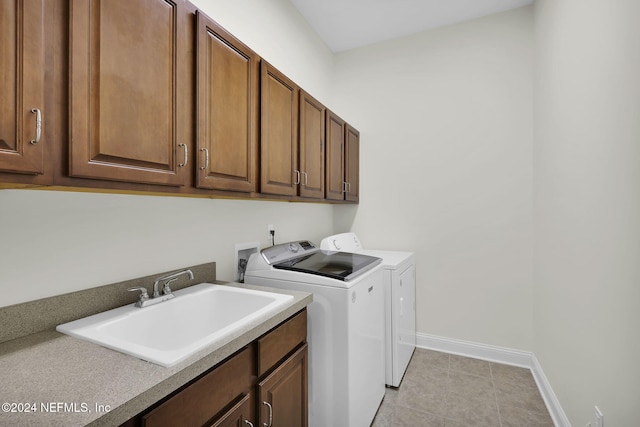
56 283 293 367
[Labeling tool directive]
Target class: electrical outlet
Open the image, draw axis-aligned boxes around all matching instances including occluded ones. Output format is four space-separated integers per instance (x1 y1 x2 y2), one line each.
594 406 603 427
267 224 275 237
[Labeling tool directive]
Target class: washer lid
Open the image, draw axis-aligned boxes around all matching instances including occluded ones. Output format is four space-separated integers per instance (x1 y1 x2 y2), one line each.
273 250 381 281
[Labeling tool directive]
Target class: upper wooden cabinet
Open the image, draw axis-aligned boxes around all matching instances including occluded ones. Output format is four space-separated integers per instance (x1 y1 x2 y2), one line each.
345 124 360 202
325 110 345 201
0 0 45 175
260 62 299 197
68 0 188 186
325 112 360 203
0 0 361 203
298 91 325 199
196 12 259 192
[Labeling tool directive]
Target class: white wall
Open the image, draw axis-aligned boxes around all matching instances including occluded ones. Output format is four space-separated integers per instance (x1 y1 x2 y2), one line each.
534 0 640 425
190 0 335 106
333 7 534 351
8 3 638 424
0 0 335 308
0 191 333 307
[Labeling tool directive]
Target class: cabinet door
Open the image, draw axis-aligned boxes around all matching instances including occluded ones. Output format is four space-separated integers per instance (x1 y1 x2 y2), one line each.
324 110 345 201
257 309 306 377
298 91 325 199
258 344 308 427
142 345 255 427
69 0 188 186
345 124 360 203
210 393 254 427
260 62 298 196
0 0 45 175
196 12 259 192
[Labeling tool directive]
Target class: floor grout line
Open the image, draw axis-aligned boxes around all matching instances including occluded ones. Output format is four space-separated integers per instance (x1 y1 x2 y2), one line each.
372 349 553 427
490 362 504 427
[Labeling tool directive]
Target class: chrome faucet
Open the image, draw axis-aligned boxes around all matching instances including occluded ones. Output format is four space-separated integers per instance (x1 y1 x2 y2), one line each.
128 269 194 308
152 269 194 297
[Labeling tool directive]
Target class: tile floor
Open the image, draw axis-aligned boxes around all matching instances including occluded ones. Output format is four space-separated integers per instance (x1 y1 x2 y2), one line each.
371 349 554 427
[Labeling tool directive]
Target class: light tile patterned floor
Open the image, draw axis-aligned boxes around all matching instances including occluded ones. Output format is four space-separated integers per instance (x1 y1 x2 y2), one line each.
371 349 554 427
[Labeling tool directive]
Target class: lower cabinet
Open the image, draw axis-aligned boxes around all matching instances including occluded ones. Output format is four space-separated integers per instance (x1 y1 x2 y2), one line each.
211 393 254 427
122 309 307 427
259 344 308 427
140 345 256 427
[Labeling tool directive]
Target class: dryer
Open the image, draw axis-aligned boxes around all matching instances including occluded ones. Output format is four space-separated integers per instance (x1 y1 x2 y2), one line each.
321 232 416 388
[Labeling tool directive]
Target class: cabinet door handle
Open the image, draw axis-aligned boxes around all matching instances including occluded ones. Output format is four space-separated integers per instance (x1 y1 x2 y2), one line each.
343 181 348 193
294 170 301 185
244 421 254 427
262 401 273 427
178 144 188 167
302 171 308 186
200 148 209 171
30 108 42 144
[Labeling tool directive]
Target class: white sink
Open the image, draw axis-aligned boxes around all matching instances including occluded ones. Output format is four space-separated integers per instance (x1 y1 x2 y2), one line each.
56 283 293 367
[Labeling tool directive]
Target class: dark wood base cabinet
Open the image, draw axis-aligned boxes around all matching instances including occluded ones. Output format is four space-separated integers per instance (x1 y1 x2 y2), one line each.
259 344 308 427
121 310 307 427
210 393 254 427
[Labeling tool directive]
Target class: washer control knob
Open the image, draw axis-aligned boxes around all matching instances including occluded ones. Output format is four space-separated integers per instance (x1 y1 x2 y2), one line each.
288 243 299 253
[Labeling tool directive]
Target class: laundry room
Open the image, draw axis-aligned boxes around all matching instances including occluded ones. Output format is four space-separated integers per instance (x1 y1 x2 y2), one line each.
1 0 639 426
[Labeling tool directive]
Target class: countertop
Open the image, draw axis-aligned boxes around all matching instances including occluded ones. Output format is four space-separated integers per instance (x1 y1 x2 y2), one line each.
0 282 312 427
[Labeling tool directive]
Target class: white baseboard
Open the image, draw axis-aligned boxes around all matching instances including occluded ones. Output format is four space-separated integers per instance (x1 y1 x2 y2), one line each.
416 332 533 368
416 332 570 427
530 353 572 427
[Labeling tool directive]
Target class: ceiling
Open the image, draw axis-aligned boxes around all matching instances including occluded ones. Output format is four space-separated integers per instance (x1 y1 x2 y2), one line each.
289 0 534 52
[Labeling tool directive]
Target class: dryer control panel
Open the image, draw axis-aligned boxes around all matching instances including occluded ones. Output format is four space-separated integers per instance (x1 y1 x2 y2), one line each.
320 232 362 252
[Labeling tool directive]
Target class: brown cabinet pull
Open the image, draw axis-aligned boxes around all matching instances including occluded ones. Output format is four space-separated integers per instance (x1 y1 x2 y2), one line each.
200 148 209 171
262 401 273 427
30 108 42 144
178 143 188 167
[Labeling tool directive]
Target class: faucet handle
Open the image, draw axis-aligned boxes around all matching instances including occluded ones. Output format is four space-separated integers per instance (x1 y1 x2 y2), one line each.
162 278 178 295
128 286 150 302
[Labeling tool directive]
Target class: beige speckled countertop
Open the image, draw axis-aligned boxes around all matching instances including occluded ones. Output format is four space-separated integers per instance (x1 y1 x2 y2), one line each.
0 283 312 427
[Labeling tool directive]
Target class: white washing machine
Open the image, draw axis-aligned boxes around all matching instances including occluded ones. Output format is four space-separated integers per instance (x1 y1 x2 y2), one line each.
321 232 416 388
244 240 385 427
